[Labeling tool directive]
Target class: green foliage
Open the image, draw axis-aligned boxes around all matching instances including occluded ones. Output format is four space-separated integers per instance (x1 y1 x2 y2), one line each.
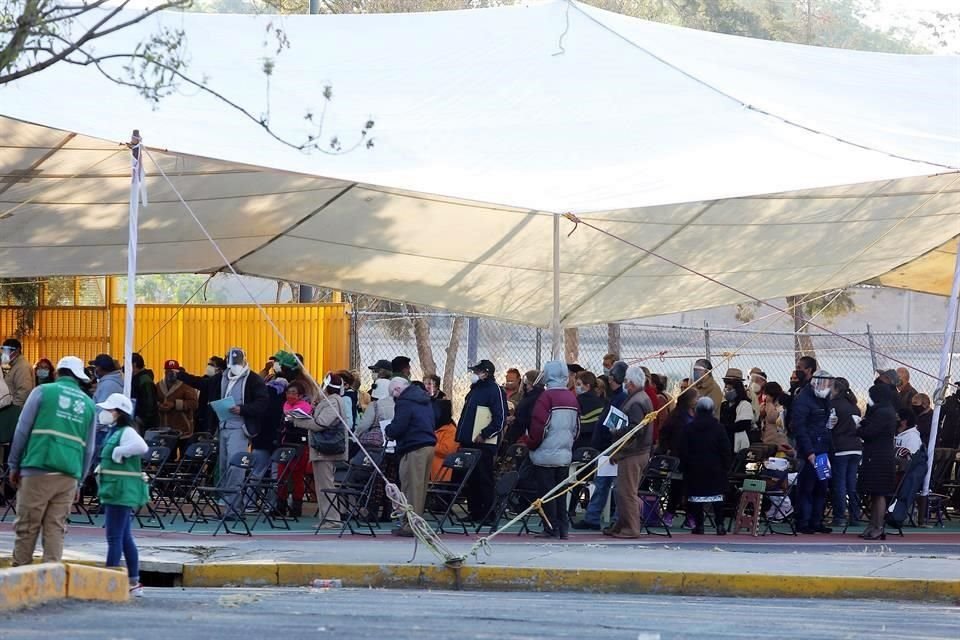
116 275 228 304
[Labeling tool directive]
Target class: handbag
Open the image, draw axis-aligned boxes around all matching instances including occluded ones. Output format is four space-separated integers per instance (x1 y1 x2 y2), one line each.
310 427 346 455
357 403 384 449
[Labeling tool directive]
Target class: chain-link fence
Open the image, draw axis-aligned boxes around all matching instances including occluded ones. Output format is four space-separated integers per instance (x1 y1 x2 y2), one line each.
353 310 960 414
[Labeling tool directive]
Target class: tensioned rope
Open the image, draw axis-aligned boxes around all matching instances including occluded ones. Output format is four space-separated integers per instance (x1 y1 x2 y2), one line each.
565 0 959 172
142 148 466 567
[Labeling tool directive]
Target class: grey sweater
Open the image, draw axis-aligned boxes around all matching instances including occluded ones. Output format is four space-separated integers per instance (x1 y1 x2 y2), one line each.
8 387 98 478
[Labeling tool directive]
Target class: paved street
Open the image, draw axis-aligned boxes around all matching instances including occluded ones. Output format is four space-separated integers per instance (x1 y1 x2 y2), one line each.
2 587 958 639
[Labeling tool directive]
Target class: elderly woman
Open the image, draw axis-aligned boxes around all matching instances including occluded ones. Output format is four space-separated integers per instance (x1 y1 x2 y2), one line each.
677 397 731 535
857 383 898 541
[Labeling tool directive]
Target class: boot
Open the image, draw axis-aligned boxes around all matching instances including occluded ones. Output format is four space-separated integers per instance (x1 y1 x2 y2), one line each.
290 500 303 518
714 506 726 536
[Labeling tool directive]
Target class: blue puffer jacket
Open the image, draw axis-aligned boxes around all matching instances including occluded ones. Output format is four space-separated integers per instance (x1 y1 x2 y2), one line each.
385 384 437 457
790 384 831 458
456 377 507 448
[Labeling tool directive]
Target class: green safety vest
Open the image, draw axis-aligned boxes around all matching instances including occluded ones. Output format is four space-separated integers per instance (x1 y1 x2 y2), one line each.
20 378 94 480
97 427 149 509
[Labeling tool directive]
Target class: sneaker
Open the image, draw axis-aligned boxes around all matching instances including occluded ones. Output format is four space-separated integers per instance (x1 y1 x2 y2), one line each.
129 583 144 598
571 520 601 531
814 525 834 534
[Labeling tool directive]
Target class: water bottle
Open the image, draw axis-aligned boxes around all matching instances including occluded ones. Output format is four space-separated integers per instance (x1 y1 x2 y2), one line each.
311 579 343 589
828 408 837 429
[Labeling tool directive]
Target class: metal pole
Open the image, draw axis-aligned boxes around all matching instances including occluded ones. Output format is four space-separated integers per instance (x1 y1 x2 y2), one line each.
551 214 562 360
467 317 479 366
703 322 711 361
535 328 542 370
309 0 320 14
923 236 960 494
866 323 879 372
123 130 143 399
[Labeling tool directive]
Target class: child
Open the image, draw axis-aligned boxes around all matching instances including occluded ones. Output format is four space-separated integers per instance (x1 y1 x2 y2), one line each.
95 393 149 597
277 382 312 517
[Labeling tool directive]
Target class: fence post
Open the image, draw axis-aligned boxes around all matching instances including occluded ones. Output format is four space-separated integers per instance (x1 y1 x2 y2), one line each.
467 317 479 366
703 322 711 360
866 323 879 372
349 309 359 371
535 328 542 370
607 323 621 359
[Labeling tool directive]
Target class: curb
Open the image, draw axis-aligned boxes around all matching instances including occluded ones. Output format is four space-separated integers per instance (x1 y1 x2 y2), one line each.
0 563 127 611
181 562 960 603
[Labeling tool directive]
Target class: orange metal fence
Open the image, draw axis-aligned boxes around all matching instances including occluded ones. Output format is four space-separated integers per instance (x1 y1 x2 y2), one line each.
1 303 351 377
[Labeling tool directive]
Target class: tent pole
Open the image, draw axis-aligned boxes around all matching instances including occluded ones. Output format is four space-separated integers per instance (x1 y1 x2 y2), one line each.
551 214 561 360
922 235 960 495
123 130 143 399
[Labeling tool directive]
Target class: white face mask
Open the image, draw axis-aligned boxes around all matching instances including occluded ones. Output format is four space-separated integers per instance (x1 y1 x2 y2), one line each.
205 365 217 377
470 373 480 385
98 410 116 426
750 382 761 394
0 353 10 365
37 369 50 380
229 364 246 376
575 384 585 395
273 362 283 374
814 387 831 399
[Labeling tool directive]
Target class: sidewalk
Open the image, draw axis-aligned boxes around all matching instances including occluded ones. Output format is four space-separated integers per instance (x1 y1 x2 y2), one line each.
1 523 958 601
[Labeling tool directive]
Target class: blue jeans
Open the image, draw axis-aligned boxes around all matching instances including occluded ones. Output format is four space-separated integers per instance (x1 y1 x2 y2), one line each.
584 475 615 526
795 461 828 530
104 505 138 584
830 454 861 522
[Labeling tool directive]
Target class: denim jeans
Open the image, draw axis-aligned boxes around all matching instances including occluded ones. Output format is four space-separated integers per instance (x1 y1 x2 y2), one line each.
830 454 861 522
104 505 138 584
584 475 615 526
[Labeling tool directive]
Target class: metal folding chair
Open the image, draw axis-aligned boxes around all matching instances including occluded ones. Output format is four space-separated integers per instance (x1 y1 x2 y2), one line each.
425 449 480 534
248 446 300 531
189 451 256 536
135 446 171 529
316 448 385 537
637 455 681 537
152 441 218 524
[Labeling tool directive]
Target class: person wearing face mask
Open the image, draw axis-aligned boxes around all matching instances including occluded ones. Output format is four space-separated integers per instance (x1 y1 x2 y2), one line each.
789 358 834 535
1 339 36 450
186 356 225 435
828 378 862 529
178 347 268 518
747 368 766 422
601 353 619 378
911 393 933 447
423 374 446 427
7 357 97 568
508 370 543 446
34 359 55 386
691 358 723 419
128 353 158 432
720 369 753 454
87 354 124 459
385 377 436 536
94 393 149 597
156 359 199 457
574 371 605 451
857 382 897 540
456 359 507 523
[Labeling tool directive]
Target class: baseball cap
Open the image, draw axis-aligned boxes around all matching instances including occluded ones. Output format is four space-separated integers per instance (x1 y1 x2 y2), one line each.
391 356 412 372
469 359 496 376
877 369 900 386
272 351 300 370
368 359 392 372
57 356 91 382
89 354 117 371
96 393 133 415
163 359 181 370
609 361 628 385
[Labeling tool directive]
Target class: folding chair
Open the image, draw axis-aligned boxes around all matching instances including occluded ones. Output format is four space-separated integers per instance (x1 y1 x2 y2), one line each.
0 464 16 522
476 470 520 534
762 466 799 536
316 448 385 537
568 447 600 520
135 446 171 529
189 451 256 536
637 455 680 537
425 449 480 534
248 446 299 531
152 441 218 524
920 447 958 526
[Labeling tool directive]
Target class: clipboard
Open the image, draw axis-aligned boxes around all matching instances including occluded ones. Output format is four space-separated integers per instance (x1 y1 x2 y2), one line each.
210 396 236 422
472 406 498 445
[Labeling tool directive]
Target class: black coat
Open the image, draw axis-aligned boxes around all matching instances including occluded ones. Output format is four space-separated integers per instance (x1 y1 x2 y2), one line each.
677 413 731 498
857 385 897 496
830 395 862 453
179 369 269 438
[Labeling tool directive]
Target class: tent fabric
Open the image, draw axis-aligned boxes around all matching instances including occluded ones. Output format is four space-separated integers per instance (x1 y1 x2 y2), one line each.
0 1 958 327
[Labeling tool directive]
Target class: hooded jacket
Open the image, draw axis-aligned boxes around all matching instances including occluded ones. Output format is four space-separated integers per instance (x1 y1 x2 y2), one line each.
93 370 124 430
857 384 897 496
456 376 507 447
527 361 580 467
385 384 437 457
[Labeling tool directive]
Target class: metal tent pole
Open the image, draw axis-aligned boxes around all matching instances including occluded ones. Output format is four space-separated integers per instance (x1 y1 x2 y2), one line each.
923 236 960 495
123 130 145 398
551 214 562 360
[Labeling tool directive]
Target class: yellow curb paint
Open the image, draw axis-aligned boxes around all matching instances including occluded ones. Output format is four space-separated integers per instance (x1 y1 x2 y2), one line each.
217 563 960 602
182 563 279 588
65 564 128 603
0 563 67 611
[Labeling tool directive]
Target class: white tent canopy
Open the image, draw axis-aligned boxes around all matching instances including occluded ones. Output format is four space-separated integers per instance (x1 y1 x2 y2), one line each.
1 0 958 326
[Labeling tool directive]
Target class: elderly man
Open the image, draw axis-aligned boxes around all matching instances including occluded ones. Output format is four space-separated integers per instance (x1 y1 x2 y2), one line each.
604 364 655 539
8 357 96 566
896 367 917 410
692 358 723 419
385 377 437 536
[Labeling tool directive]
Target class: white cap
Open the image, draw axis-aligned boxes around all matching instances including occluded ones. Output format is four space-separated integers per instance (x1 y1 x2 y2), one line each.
96 393 133 415
56 356 90 382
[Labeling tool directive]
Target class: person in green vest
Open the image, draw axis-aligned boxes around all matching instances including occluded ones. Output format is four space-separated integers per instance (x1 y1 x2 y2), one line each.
7 356 97 567
94 393 149 598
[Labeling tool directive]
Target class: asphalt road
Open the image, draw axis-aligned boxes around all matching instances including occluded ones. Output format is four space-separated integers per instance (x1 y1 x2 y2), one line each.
1 588 958 639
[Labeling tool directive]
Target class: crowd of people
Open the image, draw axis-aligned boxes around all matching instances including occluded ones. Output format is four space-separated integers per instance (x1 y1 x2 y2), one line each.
3 335 960 590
